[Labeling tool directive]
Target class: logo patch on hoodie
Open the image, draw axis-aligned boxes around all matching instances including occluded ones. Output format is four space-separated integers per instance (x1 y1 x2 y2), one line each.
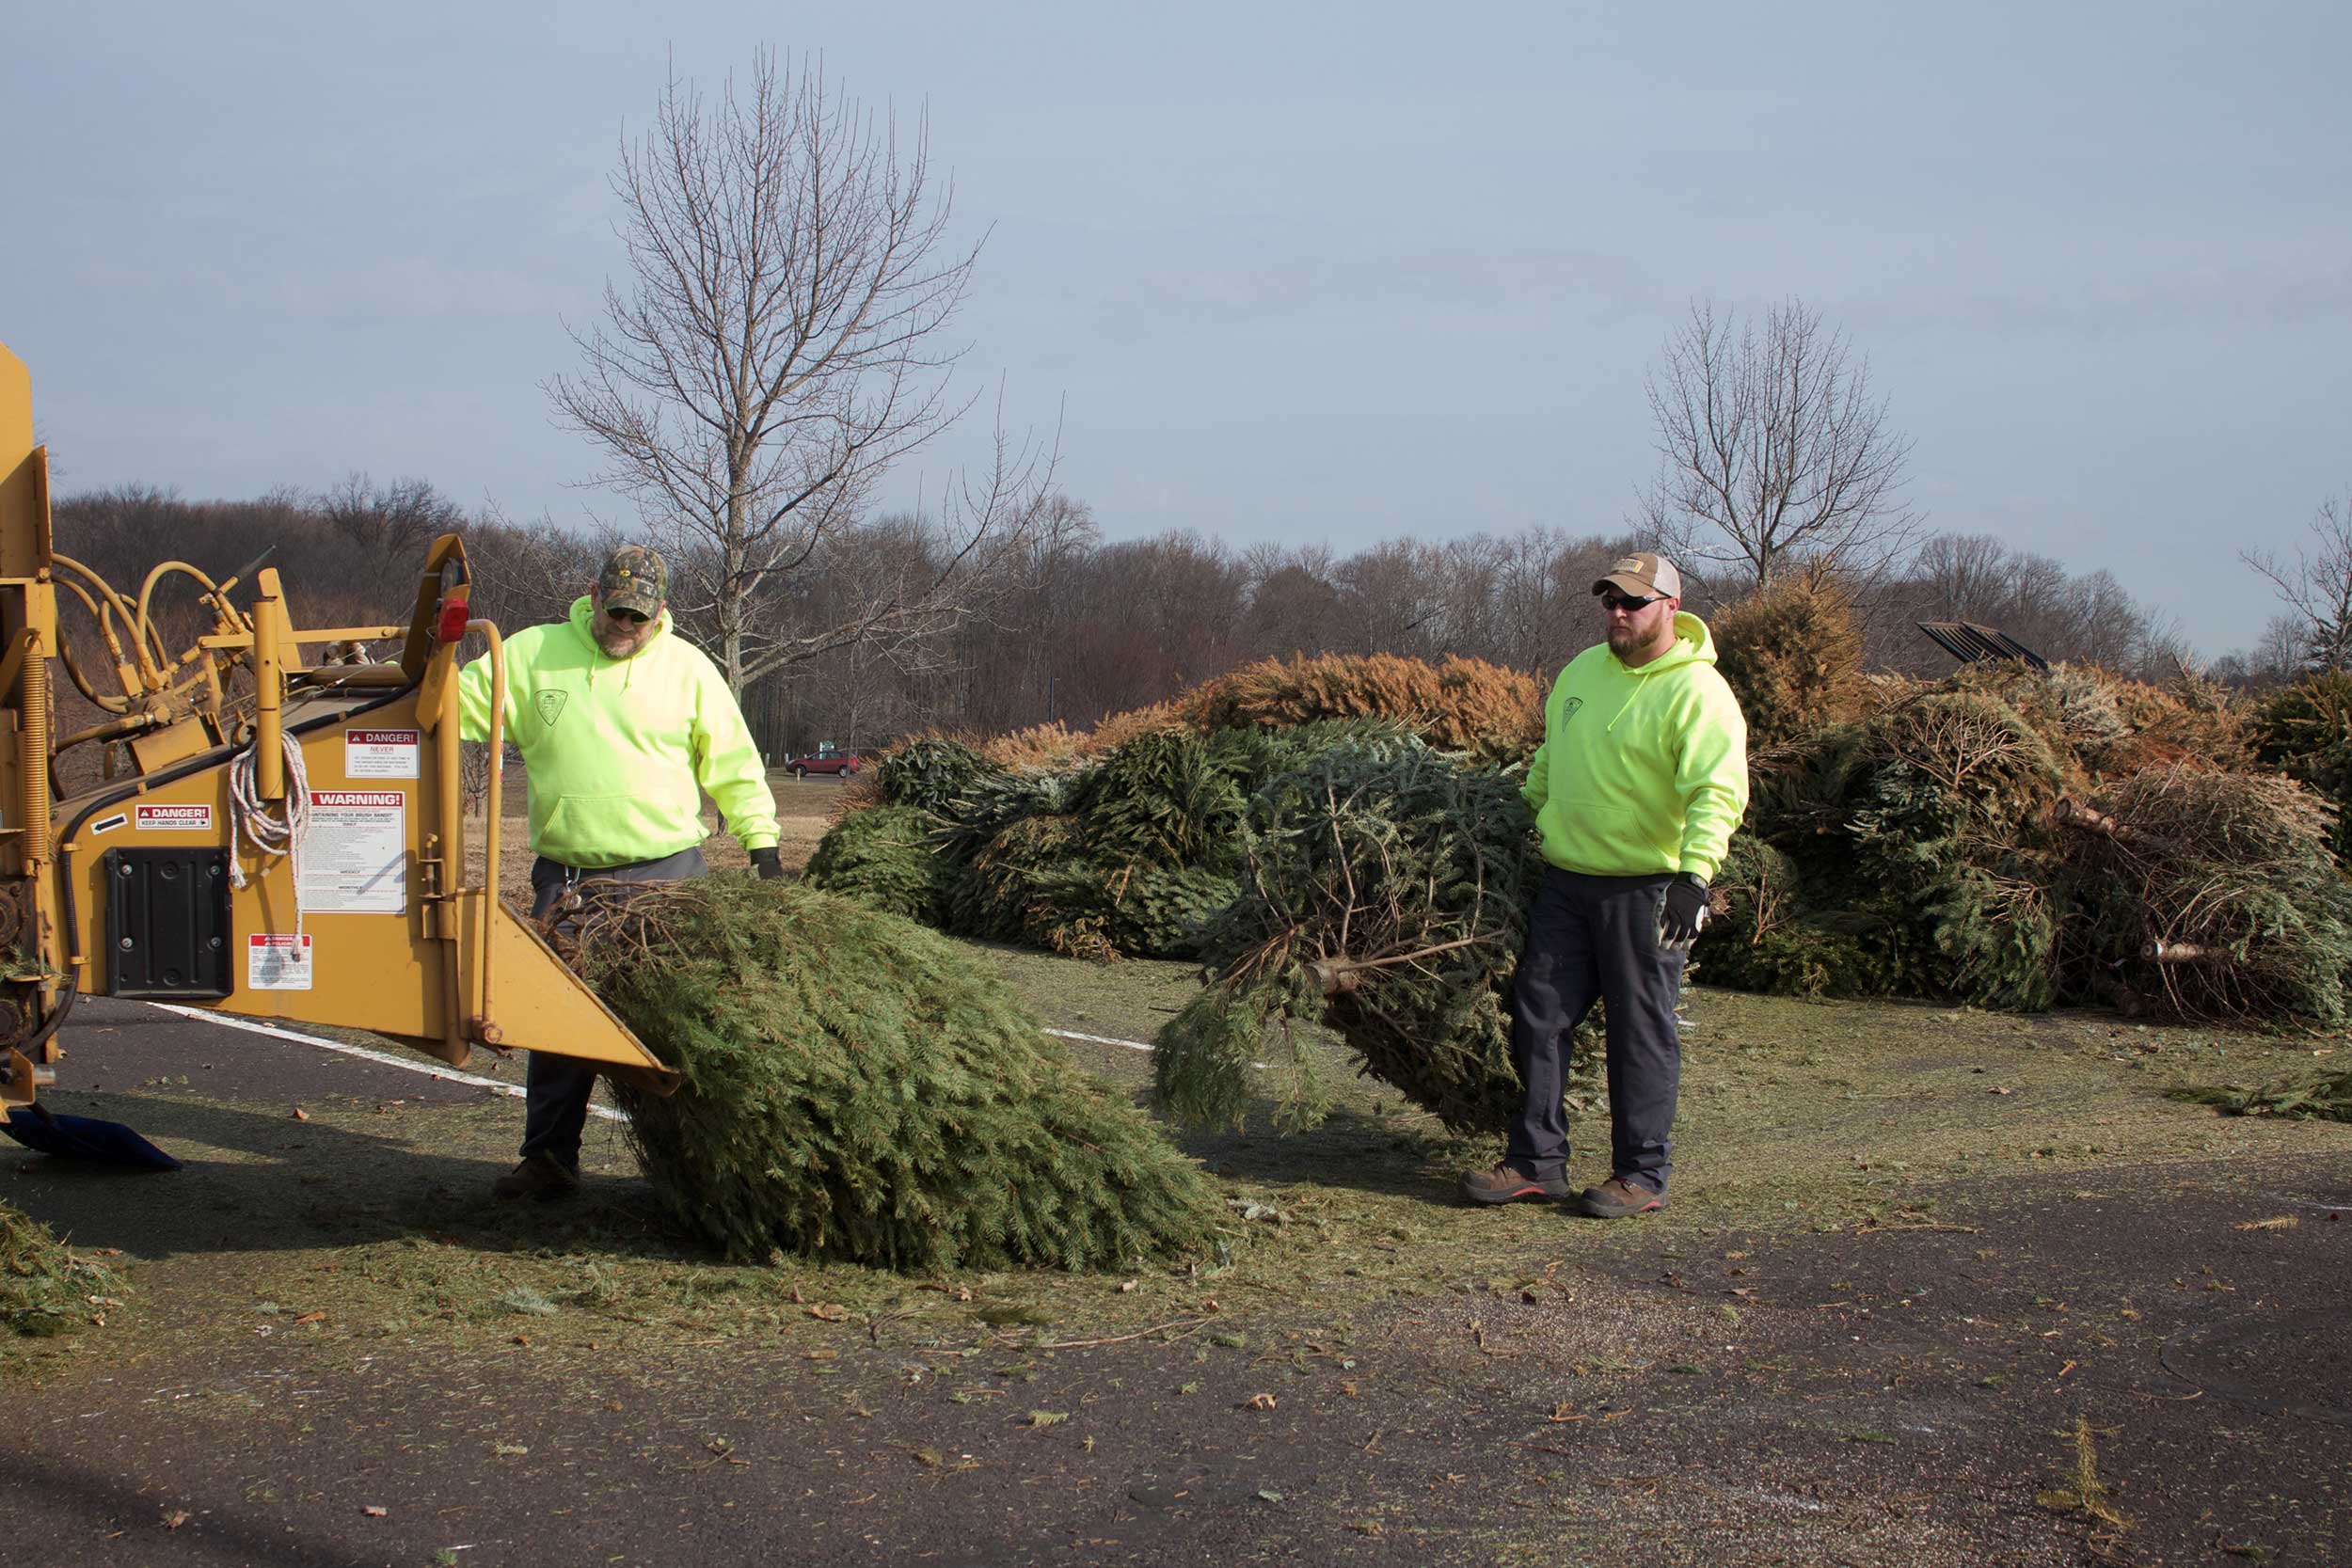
1562 697 1584 721
534 690 568 728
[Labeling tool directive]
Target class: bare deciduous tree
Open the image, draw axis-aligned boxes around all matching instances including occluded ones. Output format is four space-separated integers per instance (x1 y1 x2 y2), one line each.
1336 539 1448 656
467 506 614 636
1485 528 1641 674
1237 560 1345 659
550 51 1041 695
2242 491 2352 673
320 474 465 563
1637 298 1921 592
730 403 1060 683
2255 613 2312 681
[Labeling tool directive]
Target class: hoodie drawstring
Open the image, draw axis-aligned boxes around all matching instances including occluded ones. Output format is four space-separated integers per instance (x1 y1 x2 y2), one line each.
1606 621 1702 732
1604 682 1645 733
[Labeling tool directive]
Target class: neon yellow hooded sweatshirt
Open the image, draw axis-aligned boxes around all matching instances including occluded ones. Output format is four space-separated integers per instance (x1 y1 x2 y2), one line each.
456 596 780 868
1521 610 1749 881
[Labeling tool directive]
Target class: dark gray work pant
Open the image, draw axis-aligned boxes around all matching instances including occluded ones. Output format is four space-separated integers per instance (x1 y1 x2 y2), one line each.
518 844 707 1171
1504 866 1685 1195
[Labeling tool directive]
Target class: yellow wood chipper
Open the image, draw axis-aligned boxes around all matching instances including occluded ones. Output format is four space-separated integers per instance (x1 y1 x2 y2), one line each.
0 341 675 1121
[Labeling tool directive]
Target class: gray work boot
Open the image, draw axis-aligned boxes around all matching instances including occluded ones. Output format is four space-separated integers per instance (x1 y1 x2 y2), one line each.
492 1153 581 1202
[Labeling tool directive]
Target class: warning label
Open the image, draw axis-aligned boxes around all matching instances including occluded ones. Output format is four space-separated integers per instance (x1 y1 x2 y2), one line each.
344 727 421 780
247 933 313 990
301 789 406 914
135 802 215 832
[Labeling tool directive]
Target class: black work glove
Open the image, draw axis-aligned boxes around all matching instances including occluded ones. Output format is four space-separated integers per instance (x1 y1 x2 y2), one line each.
1659 872 1709 951
751 847 785 881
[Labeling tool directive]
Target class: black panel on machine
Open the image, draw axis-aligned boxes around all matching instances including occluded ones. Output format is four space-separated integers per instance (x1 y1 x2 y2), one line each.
103 847 235 999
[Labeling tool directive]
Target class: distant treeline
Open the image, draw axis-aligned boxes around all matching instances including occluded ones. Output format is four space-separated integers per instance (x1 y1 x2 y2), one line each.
53 480 2220 761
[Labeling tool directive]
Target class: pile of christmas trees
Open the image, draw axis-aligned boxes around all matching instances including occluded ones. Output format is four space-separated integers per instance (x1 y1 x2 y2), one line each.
805 652 1540 964
798 622 2352 1140
1699 578 2352 1027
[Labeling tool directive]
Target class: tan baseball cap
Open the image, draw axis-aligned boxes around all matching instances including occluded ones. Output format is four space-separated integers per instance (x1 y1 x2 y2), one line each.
1593 551 1683 600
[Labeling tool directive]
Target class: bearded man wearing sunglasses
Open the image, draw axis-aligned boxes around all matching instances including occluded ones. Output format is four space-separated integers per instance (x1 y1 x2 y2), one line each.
457 544 783 1200
1462 552 1748 1218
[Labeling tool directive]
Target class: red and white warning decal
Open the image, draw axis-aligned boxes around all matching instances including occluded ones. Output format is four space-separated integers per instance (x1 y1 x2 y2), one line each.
135 802 215 832
301 790 406 914
247 933 313 990
344 727 421 780
310 789 405 808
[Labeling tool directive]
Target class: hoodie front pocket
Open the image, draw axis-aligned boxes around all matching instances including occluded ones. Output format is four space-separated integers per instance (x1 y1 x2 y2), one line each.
535 788 703 863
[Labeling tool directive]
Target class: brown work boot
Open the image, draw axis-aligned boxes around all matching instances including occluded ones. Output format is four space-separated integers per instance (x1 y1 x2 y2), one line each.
491 1153 581 1202
1460 1162 1575 1205
1576 1177 1666 1219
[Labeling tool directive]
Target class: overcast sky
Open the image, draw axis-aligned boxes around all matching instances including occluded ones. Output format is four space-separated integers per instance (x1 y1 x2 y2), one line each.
7 1 2346 657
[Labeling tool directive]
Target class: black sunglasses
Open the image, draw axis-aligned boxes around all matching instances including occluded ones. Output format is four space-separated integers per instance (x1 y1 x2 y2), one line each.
606 607 651 626
1600 591 1664 612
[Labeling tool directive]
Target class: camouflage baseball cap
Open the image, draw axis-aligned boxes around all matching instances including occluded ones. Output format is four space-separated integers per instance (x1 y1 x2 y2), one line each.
597 545 668 617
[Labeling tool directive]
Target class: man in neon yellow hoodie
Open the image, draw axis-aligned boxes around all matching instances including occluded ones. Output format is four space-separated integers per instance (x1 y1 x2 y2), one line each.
458 544 783 1199
1462 552 1747 1218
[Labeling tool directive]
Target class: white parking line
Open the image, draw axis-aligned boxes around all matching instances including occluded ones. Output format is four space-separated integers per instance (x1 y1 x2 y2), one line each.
1041 1026 1154 1053
144 1007 1158 1107
142 1004 629 1122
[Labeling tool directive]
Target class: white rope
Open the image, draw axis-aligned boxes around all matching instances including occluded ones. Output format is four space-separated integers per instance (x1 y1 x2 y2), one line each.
225 728 310 939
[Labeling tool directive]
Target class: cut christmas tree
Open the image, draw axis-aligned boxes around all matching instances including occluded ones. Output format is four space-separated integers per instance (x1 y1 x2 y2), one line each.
564 878 1220 1272
1153 746 1557 1134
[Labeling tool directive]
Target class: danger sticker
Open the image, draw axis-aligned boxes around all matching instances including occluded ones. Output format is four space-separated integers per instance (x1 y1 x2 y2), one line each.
302 790 406 914
345 727 421 780
247 933 313 990
135 803 215 832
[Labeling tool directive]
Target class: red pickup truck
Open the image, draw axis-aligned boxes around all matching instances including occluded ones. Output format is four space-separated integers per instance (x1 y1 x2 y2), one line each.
782 746 862 780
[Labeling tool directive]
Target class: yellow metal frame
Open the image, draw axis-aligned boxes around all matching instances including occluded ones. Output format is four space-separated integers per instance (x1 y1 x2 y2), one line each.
0 341 676 1108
